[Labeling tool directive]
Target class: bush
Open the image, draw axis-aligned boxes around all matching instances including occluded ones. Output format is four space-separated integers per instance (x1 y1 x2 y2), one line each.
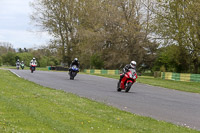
48 61 55 66
48 57 59 66
2 52 16 66
39 57 48 67
38 56 58 67
90 54 104 69
16 52 33 66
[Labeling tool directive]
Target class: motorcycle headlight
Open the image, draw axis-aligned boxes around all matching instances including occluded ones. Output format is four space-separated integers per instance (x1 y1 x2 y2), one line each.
129 73 132 78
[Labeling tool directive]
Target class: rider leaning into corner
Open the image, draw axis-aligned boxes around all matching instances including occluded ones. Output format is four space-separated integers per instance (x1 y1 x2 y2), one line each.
69 58 80 70
69 58 80 75
30 57 37 68
118 61 137 84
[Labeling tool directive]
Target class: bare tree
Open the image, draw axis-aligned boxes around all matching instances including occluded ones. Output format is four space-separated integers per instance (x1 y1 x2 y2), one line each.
31 0 79 66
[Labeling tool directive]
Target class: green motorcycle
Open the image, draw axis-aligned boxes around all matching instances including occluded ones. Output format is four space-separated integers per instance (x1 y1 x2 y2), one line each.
21 64 25 70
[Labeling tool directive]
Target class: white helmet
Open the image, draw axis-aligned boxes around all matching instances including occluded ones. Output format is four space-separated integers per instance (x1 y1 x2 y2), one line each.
74 58 78 61
33 57 36 60
130 61 136 68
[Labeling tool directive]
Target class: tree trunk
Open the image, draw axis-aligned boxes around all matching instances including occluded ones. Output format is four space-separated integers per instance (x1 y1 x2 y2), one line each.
193 56 199 74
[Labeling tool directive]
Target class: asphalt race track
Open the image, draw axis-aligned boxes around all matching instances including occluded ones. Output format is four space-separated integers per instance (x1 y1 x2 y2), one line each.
10 69 200 130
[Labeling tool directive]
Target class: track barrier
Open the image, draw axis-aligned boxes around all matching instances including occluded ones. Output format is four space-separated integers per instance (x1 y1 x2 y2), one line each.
84 70 200 82
84 69 120 75
161 72 200 82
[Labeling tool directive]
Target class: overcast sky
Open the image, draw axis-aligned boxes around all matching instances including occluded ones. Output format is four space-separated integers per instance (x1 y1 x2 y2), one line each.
0 0 51 49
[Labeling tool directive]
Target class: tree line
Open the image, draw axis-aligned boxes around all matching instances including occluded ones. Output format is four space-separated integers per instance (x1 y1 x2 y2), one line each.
1 0 200 73
0 42 59 67
30 0 158 71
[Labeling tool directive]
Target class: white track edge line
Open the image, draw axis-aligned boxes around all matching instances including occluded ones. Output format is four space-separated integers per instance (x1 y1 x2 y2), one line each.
9 70 21 78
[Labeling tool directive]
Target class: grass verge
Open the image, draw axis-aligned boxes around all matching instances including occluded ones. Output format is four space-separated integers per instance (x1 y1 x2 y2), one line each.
0 69 199 132
81 73 200 94
0 66 49 71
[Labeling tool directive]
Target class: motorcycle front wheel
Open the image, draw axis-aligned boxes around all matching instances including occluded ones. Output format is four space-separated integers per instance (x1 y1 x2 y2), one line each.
31 67 34 73
125 82 132 92
70 72 75 80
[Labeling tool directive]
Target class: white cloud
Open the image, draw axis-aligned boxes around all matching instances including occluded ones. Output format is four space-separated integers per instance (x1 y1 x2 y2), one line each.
0 0 51 49
0 29 51 48
0 0 32 14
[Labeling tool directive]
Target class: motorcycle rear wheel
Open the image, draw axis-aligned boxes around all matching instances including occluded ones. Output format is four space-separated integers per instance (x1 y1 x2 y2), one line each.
117 81 121 92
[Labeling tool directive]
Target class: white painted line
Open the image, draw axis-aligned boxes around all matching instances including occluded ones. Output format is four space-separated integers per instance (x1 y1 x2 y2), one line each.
9 70 21 78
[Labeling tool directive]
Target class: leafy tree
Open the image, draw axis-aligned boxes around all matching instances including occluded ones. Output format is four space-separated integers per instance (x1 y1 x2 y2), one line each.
39 56 48 67
153 0 200 73
49 57 59 66
90 54 104 69
38 56 57 67
16 52 33 66
30 0 156 70
76 0 152 69
0 42 15 56
24 48 28 52
154 45 189 72
2 52 16 66
31 0 80 66
18 48 23 53
140 41 159 73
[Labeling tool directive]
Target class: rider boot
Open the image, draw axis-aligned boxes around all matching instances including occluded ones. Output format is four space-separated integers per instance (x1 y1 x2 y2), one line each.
118 74 125 89
119 74 125 83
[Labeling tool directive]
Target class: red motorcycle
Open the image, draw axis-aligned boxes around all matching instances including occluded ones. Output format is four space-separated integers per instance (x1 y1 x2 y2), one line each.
30 64 36 73
117 69 137 92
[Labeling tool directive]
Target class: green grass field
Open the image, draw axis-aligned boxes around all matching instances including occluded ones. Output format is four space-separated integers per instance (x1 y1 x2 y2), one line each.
85 73 200 94
0 69 199 132
0 66 49 71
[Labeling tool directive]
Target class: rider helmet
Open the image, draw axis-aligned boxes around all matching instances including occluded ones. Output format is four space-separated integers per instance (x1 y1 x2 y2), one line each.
130 61 136 68
74 58 78 61
33 57 36 60
17 59 19 62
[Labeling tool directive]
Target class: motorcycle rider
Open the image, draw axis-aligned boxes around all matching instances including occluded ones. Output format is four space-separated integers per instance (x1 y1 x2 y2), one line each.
68 58 80 79
21 61 25 69
21 61 24 65
69 58 80 69
16 59 20 69
30 57 37 68
118 61 137 84
69 58 80 74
